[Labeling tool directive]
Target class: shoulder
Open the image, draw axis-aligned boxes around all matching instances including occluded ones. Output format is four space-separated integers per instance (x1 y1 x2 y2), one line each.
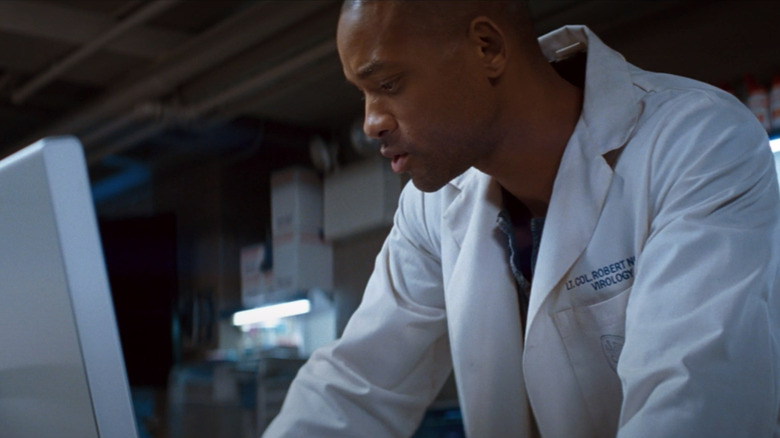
627 68 770 167
620 68 778 223
632 68 761 137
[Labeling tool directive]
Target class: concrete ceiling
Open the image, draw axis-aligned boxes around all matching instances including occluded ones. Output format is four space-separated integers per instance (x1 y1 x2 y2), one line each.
0 0 747 179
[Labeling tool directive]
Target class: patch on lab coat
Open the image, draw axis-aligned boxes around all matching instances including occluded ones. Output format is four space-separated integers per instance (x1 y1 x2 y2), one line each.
600 334 624 371
564 255 635 293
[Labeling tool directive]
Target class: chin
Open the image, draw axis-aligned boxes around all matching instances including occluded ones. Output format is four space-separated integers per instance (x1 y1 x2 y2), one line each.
409 165 473 192
410 176 449 193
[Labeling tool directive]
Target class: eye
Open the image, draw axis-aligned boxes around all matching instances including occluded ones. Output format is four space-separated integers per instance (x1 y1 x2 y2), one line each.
378 75 402 94
380 80 396 92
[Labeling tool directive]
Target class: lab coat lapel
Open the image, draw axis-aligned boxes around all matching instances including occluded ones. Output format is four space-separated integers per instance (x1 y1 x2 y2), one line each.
527 25 642 333
442 173 532 436
526 131 615 329
441 172 475 251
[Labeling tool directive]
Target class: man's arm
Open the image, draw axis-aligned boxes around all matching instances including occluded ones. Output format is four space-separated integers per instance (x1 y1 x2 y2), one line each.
617 92 780 437
263 184 452 438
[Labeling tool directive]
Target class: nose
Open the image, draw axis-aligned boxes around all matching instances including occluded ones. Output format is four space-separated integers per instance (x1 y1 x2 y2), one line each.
363 99 396 139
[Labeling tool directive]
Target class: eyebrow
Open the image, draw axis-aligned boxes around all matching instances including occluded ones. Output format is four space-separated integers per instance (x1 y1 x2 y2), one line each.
356 60 385 80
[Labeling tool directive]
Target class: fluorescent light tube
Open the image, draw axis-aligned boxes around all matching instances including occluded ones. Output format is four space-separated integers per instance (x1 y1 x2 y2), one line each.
770 136 780 153
232 299 311 326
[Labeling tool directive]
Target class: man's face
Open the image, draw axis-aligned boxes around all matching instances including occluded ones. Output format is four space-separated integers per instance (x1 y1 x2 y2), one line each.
337 2 501 192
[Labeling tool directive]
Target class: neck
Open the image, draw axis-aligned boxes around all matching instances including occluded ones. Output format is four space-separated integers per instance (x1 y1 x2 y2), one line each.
478 61 584 218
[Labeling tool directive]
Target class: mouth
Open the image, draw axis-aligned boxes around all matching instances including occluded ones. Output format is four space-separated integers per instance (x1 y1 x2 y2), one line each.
380 145 410 174
390 153 409 174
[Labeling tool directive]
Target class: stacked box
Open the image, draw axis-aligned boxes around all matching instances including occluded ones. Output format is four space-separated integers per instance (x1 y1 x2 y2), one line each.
240 243 273 308
270 167 333 293
271 233 333 293
271 167 323 238
324 158 402 240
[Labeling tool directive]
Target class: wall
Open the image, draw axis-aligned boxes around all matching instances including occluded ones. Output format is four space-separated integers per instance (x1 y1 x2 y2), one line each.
589 1 780 89
94 120 317 358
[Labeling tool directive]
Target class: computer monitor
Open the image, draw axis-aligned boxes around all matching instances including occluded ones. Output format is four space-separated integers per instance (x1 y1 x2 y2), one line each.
0 137 139 438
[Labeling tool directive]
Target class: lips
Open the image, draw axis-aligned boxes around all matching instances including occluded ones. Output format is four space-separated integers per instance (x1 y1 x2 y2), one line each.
380 145 409 174
381 145 409 173
390 153 409 173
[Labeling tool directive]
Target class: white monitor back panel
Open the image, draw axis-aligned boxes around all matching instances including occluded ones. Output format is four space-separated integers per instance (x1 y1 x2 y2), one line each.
0 137 138 438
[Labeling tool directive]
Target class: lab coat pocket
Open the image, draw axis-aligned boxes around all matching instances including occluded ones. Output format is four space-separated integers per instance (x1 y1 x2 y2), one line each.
553 287 631 435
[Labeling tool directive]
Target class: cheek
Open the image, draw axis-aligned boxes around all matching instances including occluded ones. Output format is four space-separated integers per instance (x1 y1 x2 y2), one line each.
433 84 489 128
393 80 489 145
410 97 470 135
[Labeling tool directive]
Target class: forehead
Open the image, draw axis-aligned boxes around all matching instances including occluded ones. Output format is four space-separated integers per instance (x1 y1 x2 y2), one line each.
337 2 418 79
338 1 401 39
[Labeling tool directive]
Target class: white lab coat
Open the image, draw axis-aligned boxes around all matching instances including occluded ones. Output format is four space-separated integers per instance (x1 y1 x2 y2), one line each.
264 26 780 438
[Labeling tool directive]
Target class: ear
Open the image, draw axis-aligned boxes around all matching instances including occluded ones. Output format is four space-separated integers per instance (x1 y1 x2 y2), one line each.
468 16 507 79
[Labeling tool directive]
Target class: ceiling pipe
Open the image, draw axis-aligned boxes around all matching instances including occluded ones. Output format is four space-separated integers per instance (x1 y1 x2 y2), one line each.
185 39 337 117
10 0 181 105
112 1 148 20
12 0 336 152
79 101 168 146
88 123 168 166
86 38 338 165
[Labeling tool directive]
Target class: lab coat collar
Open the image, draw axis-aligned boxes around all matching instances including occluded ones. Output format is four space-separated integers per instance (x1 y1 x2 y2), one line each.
444 26 641 242
539 25 642 156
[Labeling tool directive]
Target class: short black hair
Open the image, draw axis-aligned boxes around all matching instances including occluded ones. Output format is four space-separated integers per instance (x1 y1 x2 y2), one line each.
341 0 535 44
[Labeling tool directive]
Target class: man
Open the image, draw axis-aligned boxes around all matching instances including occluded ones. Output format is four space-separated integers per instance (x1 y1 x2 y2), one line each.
264 1 780 437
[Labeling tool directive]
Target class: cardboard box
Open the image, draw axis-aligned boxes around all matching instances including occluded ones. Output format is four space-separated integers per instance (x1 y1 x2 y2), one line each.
324 158 402 240
271 167 323 238
272 233 332 293
240 243 273 308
